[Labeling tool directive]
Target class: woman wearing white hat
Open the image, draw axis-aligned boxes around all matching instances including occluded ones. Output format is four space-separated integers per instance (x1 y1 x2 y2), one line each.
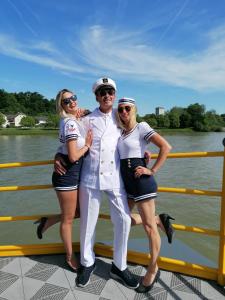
117 97 173 293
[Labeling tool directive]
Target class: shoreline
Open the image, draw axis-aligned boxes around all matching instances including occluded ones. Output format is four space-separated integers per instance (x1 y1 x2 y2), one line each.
0 128 58 135
0 127 201 136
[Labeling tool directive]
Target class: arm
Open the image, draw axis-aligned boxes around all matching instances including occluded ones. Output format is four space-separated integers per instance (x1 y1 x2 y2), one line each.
148 132 172 174
67 129 93 163
134 133 171 178
144 150 151 165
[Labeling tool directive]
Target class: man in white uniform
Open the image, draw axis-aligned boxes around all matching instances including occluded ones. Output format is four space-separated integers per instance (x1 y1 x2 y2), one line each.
76 78 139 289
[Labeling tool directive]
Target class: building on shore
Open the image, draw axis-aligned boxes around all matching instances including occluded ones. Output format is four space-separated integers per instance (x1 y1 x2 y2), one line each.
155 107 165 116
1 113 26 127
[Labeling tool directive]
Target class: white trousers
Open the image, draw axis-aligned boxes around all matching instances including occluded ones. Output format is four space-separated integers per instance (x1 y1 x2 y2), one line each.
79 186 131 271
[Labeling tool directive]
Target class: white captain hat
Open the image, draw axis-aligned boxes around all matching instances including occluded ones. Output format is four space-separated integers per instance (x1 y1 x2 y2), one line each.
92 77 117 94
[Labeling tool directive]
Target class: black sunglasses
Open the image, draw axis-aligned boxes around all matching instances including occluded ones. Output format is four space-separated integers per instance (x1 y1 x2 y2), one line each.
118 106 132 113
62 94 77 105
98 88 115 97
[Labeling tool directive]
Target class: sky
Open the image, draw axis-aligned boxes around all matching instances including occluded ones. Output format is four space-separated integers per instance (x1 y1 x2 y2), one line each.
1 0 225 115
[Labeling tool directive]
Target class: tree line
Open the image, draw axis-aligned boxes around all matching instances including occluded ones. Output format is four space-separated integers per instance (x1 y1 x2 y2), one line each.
0 89 224 131
139 103 225 131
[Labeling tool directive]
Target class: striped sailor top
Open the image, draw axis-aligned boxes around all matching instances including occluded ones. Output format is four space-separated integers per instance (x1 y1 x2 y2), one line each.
57 117 85 155
118 122 155 159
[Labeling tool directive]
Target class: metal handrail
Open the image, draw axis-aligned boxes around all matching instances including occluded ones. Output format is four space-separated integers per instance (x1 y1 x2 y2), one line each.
0 149 225 284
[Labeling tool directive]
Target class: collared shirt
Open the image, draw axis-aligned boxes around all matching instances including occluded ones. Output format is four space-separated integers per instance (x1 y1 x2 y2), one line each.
118 122 155 159
57 117 85 155
80 108 124 190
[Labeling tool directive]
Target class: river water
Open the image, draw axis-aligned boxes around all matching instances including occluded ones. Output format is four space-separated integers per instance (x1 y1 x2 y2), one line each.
0 132 224 265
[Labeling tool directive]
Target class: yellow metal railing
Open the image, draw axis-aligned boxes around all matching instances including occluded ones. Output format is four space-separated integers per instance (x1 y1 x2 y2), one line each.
0 146 225 285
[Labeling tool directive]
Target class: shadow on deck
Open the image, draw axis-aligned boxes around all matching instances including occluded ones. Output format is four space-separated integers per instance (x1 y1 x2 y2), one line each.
0 254 224 300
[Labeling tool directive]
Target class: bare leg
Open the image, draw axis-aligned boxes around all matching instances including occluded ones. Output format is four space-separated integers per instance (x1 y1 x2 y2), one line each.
40 214 61 233
36 199 80 235
56 190 78 270
131 212 165 233
136 198 161 286
155 214 165 233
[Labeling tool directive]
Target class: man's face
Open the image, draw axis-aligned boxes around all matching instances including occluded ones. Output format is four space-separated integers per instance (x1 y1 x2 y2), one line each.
96 87 116 112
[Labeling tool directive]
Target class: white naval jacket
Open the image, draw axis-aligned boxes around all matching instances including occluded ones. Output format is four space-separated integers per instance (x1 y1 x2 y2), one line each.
80 108 124 190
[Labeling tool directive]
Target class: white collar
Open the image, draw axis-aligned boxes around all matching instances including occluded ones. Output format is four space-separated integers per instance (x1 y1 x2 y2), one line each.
97 107 113 117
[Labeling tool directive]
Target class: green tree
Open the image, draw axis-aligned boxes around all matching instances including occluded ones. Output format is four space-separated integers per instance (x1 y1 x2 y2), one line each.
170 107 184 116
169 111 180 128
46 114 60 128
20 116 36 127
220 114 225 125
187 103 205 130
136 114 143 123
0 90 21 113
13 92 56 115
180 110 192 128
142 114 158 128
202 111 224 131
0 113 5 126
156 114 170 128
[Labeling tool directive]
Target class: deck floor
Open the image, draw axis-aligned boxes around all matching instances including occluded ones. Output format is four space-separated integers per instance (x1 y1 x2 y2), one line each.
0 254 224 300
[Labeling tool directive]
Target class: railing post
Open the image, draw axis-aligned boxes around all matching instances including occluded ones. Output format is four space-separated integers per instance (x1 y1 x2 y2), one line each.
218 138 225 285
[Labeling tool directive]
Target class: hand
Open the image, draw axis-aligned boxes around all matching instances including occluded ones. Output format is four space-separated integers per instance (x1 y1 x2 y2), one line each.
54 154 67 175
75 108 90 118
74 108 83 119
144 151 152 164
134 166 152 178
85 129 93 148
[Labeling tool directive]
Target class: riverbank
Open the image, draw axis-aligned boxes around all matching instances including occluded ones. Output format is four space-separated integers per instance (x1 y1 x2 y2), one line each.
0 128 58 135
0 127 195 135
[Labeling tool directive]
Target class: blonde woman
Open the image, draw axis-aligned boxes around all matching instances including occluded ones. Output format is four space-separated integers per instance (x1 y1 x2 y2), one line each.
35 89 92 271
117 98 172 293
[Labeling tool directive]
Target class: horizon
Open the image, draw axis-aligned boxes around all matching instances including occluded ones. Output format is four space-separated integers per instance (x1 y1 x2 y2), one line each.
1 1 225 115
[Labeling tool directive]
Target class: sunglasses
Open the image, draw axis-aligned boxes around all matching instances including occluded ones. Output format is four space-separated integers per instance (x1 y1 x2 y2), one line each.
118 106 132 113
62 94 77 105
98 88 115 97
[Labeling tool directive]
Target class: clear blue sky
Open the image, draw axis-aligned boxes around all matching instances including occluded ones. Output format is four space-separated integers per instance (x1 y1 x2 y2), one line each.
1 0 225 115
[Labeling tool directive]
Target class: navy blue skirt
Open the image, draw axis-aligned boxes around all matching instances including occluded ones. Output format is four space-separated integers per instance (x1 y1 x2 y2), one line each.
52 154 83 191
120 158 157 202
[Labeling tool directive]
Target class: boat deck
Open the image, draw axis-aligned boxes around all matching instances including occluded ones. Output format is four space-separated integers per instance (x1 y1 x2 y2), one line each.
0 254 224 300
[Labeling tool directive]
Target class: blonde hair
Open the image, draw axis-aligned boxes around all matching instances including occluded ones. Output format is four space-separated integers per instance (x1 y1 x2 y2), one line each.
116 105 137 130
56 88 74 118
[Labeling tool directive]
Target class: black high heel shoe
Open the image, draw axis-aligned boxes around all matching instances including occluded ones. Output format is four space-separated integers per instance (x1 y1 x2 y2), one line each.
136 269 160 293
159 213 175 244
34 217 48 239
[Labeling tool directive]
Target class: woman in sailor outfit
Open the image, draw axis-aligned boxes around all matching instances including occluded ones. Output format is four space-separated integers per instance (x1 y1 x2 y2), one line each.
117 97 172 293
35 89 92 271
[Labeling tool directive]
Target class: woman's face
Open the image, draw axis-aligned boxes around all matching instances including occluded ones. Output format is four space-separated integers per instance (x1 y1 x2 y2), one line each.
117 104 133 124
61 92 78 114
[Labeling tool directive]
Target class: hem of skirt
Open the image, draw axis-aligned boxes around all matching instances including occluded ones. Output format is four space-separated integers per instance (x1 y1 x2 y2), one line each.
54 185 78 191
128 192 157 202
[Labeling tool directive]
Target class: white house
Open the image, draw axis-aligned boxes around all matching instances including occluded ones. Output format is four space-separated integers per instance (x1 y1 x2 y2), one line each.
155 107 165 116
6 113 26 127
36 116 47 126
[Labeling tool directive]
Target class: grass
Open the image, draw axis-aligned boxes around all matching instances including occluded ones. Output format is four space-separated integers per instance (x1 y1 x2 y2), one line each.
0 128 58 135
0 127 210 136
